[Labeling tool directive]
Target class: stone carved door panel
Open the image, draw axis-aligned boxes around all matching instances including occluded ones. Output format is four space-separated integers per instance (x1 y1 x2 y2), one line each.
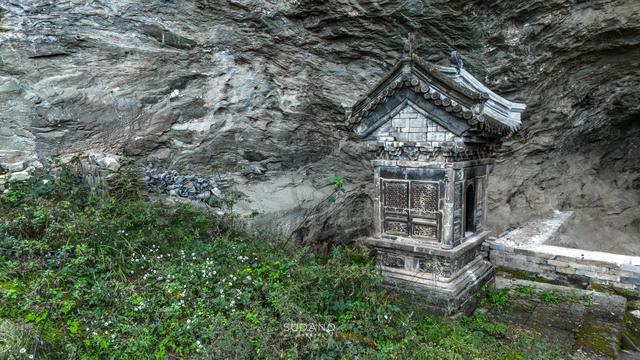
381 179 440 242
381 181 410 236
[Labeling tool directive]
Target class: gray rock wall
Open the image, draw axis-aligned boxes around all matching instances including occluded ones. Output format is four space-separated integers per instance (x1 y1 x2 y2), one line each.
0 1 638 252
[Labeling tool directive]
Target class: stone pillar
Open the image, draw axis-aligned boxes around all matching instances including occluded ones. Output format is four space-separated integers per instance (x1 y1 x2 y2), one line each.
441 163 455 249
483 164 490 228
373 164 382 237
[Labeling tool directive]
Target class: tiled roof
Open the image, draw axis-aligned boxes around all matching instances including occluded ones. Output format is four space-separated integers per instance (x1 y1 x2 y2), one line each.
347 55 526 137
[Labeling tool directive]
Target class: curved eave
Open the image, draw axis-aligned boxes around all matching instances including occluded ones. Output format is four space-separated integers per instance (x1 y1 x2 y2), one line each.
436 65 526 130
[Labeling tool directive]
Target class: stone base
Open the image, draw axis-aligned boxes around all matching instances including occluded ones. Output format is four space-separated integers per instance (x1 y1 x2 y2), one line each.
365 231 494 316
380 257 494 316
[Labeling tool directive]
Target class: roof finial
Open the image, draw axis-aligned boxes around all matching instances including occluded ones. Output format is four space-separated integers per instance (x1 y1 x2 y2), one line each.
404 33 415 59
449 49 463 75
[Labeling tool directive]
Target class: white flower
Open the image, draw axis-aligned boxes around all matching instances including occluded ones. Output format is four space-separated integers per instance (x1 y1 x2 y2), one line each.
20 348 26 354
29 355 34 359
187 319 192 324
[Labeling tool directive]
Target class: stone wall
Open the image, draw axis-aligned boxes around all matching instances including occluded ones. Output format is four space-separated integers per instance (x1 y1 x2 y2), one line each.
490 243 640 292
489 211 640 291
373 103 457 145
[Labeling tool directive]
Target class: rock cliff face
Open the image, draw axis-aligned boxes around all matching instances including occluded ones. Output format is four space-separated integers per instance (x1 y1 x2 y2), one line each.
1 0 638 253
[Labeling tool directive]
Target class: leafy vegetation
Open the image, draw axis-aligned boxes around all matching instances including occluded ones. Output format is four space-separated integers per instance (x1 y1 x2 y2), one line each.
328 176 346 203
0 162 565 359
481 288 510 311
482 284 594 314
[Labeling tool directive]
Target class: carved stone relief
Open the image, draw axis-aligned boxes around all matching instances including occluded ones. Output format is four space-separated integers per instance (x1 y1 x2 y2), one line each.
411 182 438 212
383 181 408 209
380 252 405 269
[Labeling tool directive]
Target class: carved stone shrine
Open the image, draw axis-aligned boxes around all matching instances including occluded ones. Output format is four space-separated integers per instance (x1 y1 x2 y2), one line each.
346 54 526 315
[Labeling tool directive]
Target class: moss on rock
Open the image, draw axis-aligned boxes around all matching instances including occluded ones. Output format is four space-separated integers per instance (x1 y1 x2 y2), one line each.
575 323 619 357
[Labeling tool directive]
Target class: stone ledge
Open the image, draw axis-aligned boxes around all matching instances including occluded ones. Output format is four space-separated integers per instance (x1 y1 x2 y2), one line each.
621 264 640 274
365 230 490 258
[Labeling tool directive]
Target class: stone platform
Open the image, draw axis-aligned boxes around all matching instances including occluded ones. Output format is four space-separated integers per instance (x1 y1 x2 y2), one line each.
365 231 494 315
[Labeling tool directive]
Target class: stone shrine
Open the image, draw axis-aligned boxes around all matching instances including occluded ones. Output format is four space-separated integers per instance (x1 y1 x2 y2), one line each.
346 54 526 315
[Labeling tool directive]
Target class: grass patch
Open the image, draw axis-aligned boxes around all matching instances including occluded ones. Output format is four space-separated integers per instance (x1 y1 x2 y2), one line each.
0 162 567 359
483 285 592 311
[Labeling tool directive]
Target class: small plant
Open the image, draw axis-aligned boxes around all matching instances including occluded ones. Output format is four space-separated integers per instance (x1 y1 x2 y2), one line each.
538 290 560 304
328 175 346 203
515 286 536 297
329 175 345 193
471 313 508 337
482 288 510 310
